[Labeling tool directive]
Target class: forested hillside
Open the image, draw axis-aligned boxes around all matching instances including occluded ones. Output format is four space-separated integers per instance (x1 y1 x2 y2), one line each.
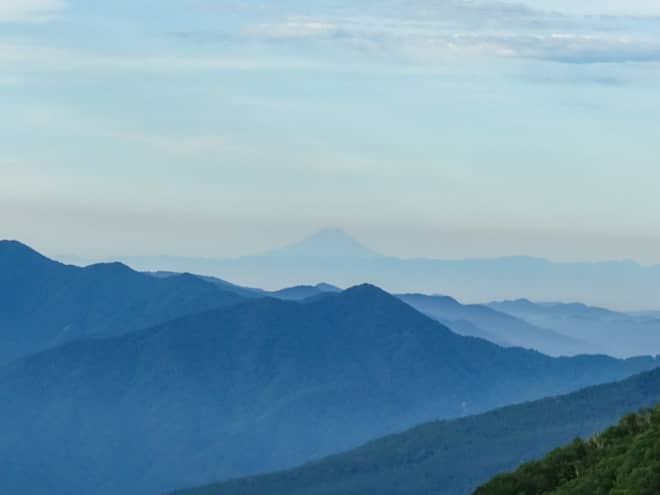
167 366 660 495
474 405 660 495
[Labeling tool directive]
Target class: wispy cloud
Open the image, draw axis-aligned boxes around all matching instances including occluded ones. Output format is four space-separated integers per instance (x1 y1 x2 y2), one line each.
240 11 660 64
0 41 316 72
246 20 348 40
0 0 67 23
170 1 660 65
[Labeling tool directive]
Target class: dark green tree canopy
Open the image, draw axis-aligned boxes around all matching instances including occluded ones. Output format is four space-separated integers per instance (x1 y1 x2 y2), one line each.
474 406 660 495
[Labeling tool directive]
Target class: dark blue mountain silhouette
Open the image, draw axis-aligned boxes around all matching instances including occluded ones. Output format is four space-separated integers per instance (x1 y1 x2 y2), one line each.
0 240 244 363
0 283 657 495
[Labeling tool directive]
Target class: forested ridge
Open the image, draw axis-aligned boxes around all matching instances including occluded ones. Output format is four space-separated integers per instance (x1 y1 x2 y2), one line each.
474 405 660 495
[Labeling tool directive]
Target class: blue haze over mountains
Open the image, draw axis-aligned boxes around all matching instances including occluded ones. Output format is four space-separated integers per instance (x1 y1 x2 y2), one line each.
171 364 660 495
0 241 244 364
2 239 660 495
58 228 660 311
52 228 660 358
5 1 660 493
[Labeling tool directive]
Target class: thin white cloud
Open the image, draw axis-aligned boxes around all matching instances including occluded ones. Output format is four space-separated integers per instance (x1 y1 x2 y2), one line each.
171 0 659 65
0 41 317 72
0 0 67 23
247 21 345 40
240 11 660 64
520 0 660 16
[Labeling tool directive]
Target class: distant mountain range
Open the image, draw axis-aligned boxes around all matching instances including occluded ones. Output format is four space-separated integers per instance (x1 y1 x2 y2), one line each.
0 240 244 364
144 270 660 358
490 298 660 358
147 272 340 301
398 294 588 357
144 267 586 357
1 280 658 495
4 239 660 495
139 278 639 357
0 239 592 362
168 277 586 357
169 365 660 495
5 237 658 359
56 229 660 310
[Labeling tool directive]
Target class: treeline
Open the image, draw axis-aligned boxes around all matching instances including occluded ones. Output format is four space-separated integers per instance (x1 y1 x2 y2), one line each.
474 405 660 495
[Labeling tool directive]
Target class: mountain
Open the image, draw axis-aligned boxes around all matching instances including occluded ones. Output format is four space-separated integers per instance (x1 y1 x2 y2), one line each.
264 228 379 258
315 282 342 292
489 298 622 320
270 283 341 301
398 294 588 356
147 272 341 301
431 317 510 347
490 298 660 358
67 237 660 310
2 285 658 495
147 271 266 298
474 405 660 495
0 240 245 364
142 273 590 357
168 365 660 495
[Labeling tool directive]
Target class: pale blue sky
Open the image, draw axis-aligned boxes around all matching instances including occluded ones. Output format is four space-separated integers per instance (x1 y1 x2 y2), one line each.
2 0 660 262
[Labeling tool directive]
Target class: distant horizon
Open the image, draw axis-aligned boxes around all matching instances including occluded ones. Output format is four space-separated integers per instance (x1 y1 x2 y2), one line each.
3 1 660 265
6 233 660 312
7 223 660 266
46 228 659 268
3 228 657 268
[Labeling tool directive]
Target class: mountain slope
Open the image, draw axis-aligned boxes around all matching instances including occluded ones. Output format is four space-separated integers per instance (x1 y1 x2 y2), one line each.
1 285 658 495
271 283 340 301
148 271 265 298
399 293 588 356
474 405 660 495
0 240 245 363
169 366 660 495
490 298 660 358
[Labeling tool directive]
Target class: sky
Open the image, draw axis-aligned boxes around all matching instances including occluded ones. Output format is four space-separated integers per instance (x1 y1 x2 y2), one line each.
1 0 660 263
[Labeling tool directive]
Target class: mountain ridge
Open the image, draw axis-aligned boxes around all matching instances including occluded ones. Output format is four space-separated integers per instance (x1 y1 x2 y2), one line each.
398 293 589 356
168 365 660 495
1 283 657 495
55 237 660 309
489 297 660 358
0 240 245 364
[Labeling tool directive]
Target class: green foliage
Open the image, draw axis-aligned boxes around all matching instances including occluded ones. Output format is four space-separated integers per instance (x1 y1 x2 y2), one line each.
474 406 660 495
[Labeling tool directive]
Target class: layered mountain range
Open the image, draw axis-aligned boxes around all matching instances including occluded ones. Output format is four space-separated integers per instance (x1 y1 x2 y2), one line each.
59 229 660 310
489 298 660 358
2 239 660 495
